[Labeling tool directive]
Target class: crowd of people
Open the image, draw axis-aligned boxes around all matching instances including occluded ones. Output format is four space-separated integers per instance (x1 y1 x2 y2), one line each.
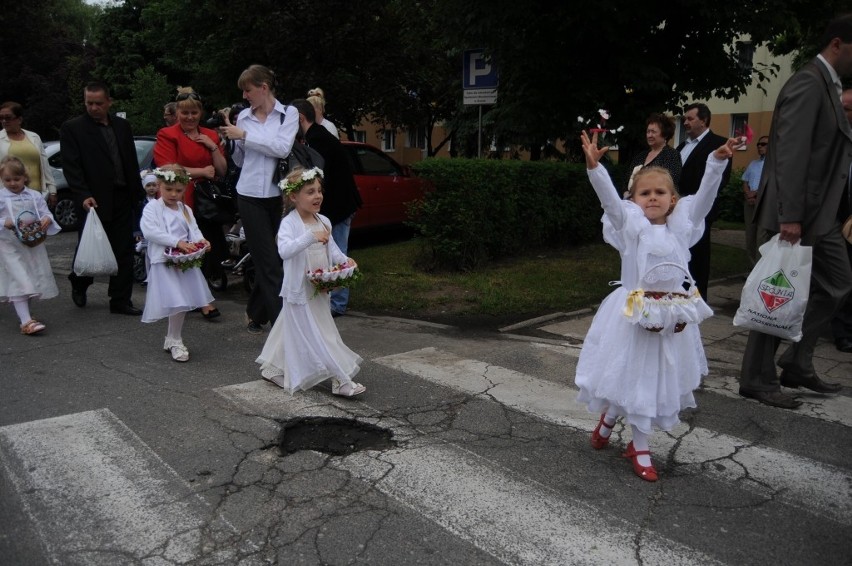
1 14 850 484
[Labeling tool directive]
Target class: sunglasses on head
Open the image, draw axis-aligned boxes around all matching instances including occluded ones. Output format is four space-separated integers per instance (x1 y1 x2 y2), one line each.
176 92 201 102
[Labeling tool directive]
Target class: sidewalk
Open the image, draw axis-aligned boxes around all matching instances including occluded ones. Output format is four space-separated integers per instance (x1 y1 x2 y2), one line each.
502 228 852 389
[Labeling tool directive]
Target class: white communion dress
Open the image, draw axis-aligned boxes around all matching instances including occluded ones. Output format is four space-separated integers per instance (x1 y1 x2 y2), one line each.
574 155 726 433
140 202 213 322
257 213 362 394
0 188 60 302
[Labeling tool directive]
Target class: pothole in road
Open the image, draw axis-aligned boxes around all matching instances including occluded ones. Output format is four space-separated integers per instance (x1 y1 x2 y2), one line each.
277 417 396 456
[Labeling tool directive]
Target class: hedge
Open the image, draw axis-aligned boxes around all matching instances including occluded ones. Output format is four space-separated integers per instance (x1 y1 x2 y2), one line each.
409 159 745 270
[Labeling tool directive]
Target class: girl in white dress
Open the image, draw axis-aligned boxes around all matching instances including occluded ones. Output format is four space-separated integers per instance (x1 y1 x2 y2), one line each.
257 167 365 396
0 156 60 335
575 131 737 482
140 165 213 362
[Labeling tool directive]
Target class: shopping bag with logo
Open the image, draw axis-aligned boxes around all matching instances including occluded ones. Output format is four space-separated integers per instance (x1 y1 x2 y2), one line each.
73 208 118 276
733 235 811 342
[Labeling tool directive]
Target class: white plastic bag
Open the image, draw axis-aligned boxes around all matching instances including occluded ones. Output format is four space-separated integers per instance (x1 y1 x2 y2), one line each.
733 234 811 342
73 208 118 276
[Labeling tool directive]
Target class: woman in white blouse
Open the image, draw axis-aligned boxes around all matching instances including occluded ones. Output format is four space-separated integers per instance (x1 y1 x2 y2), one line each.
219 64 299 334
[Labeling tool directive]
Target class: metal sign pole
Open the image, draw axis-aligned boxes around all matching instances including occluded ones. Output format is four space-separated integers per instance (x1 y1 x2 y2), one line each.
478 105 482 159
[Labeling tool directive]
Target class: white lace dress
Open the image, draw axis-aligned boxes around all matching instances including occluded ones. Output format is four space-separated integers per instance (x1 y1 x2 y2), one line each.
257 214 362 394
574 156 726 433
0 188 60 302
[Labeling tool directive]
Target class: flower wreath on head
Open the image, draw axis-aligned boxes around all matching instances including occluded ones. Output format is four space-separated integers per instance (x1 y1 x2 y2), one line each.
152 167 191 185
279 167 324 195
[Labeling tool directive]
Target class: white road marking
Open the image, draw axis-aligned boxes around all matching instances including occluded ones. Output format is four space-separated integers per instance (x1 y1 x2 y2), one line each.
374 347 852 526
0 409 213 565
216 381 722 566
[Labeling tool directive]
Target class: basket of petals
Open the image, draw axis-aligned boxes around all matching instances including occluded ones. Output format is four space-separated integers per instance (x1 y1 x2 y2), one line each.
306 259 362 296
15 211 46 247
164 242 208 271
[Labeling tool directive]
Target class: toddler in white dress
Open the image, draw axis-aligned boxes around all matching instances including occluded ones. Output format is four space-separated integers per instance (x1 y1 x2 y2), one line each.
140 165 213 362
0 156 60 335
575 131 738 481
257 167 365 396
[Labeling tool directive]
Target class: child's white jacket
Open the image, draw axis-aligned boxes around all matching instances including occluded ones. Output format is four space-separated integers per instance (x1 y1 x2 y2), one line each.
140 200 204 265
277 210 347 305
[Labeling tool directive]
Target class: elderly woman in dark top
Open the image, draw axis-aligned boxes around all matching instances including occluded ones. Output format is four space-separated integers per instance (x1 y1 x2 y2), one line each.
627 113 682 193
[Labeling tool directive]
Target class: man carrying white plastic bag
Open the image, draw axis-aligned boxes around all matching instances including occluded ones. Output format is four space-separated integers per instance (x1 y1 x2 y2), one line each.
734 235 812 342
738 14 852 410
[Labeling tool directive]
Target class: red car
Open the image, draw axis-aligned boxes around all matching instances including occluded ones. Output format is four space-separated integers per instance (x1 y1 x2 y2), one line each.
340 141 430 229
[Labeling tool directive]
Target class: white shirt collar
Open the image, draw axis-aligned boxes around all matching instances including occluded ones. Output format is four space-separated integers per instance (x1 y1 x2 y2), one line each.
816 54 843 97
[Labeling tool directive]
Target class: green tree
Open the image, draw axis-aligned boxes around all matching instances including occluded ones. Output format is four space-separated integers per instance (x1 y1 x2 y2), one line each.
0 0 99 139
111 66 173 135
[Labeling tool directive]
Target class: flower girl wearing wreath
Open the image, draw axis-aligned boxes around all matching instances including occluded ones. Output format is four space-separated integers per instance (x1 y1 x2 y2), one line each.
0 156 60 335
140 165 213 362
257 166 365 397
575 130 738 481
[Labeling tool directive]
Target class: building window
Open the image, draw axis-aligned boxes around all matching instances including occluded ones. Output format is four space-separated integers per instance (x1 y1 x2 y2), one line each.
736 41 755 75
381 129 396 152
353 130 366 143
406 127 427 149
730 113 749 150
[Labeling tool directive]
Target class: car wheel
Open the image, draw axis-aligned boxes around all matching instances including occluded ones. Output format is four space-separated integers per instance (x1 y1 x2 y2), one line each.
53 195 80 231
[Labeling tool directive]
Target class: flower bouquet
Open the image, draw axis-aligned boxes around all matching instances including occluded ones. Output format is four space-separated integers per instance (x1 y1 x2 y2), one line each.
164 242 208 271
306 259 362 297
15 211 46 247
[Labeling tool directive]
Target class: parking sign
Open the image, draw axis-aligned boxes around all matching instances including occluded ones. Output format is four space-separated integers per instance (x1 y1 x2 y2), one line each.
463 49 497 105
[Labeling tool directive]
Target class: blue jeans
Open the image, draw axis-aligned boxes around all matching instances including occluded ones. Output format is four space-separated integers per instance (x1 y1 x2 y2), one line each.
330 215 353 314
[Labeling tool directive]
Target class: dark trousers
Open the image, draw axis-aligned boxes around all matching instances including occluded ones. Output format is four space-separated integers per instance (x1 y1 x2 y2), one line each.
740 224 852 390
197 215 227 282
238 194 283 325
830 243 852 341
688 219 712 300
69 205 135 307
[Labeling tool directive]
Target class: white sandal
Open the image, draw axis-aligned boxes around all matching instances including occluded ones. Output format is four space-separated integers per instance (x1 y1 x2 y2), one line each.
163 338 189 362
331 379 366 397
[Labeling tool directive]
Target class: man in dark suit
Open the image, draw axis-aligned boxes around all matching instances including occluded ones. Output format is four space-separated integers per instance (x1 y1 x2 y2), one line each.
676 103 732 299
739 14 852 409
61 81 144 315
291 99 362 317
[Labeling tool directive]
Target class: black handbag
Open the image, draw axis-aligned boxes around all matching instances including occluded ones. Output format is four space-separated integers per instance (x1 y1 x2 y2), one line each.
193 179 236 224
271 108 326 185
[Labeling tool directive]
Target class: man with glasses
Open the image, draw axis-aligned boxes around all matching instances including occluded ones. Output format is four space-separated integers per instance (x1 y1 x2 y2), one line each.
162 102 178 127
742 135 769 265
60 81 144 315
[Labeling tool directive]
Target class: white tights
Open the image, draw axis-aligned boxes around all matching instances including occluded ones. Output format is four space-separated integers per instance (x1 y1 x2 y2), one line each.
166 311 186 343
10 297 32 325
597 410 654 467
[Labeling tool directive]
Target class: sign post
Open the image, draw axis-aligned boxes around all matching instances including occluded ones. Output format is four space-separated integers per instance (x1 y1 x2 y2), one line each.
463 49 498 158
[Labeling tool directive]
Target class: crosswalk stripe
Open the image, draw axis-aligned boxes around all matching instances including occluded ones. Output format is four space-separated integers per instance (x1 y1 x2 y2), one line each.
0 409 213 564
215 382 722 566
373 347 852 527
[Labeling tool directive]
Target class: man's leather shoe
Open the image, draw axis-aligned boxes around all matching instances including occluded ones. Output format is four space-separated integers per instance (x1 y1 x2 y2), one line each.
739 388 802 409
71 287 87 307
110 304 142 316
835 338 852 354
780 370 842 394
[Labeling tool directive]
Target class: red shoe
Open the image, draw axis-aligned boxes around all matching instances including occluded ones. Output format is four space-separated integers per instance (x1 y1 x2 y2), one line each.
622 441 658 482
590 414 615 450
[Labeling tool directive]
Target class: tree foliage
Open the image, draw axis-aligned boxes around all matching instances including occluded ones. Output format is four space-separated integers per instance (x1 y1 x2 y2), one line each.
3 0 848 153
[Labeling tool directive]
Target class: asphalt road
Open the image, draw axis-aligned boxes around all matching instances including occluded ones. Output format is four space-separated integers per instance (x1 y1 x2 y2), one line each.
1 231 850 565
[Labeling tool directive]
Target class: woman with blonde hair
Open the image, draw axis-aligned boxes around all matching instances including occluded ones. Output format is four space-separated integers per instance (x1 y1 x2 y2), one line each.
307 87 339 139
153 87 226 318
